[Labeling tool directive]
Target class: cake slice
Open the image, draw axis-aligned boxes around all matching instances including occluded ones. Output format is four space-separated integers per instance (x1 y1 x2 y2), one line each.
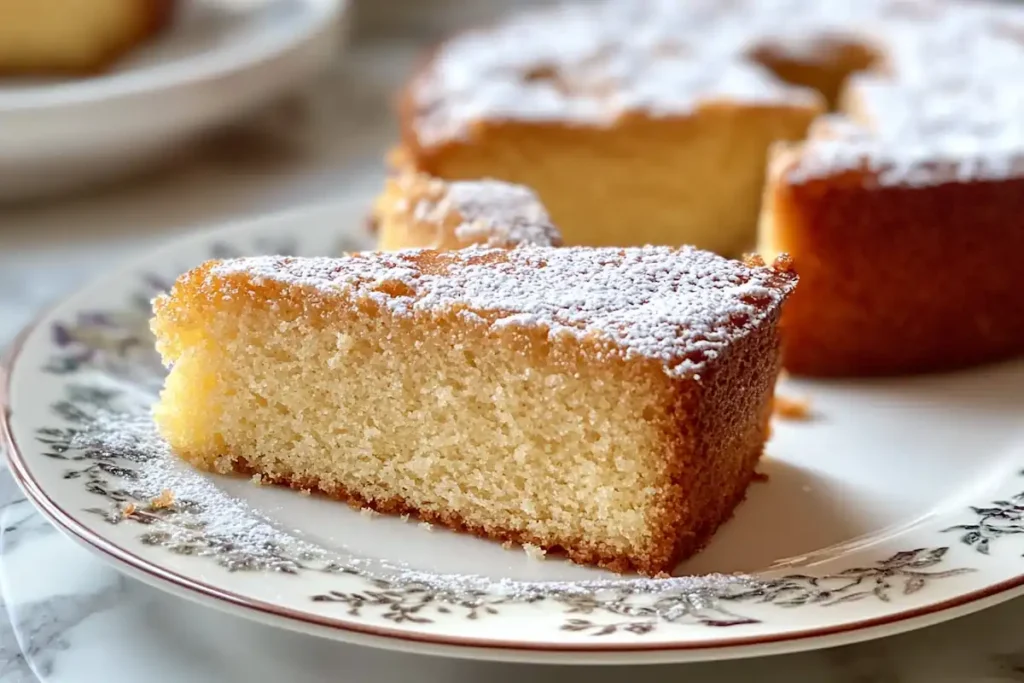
151 247 796 575
0 0 176 76
372 171 562 251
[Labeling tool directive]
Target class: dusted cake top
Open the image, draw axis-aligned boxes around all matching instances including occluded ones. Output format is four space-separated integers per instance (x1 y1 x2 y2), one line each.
394 174 562 248
209 247 796 379
408 0 1024 187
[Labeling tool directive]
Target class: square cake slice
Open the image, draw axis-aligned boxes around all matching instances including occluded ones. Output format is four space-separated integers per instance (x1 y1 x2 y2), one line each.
151 247 796 575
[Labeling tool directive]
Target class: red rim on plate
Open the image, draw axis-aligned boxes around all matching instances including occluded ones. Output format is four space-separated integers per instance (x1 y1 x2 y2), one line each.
3 309 1024 662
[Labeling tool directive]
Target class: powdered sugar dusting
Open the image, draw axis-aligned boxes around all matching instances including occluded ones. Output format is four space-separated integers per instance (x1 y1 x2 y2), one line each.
411 0 1024 187
412 0 818 145
447 180 561 247
210 247 795 379
411 177 562 248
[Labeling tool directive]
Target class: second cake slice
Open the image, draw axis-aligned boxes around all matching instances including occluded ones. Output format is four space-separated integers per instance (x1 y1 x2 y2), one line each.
152 247 796 575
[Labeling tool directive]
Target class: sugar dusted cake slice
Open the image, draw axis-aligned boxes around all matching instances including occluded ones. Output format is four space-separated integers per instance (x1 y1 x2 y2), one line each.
151 247 796 575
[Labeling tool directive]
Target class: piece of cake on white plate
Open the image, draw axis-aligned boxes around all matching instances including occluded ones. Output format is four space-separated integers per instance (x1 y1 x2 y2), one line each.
151 246 797 575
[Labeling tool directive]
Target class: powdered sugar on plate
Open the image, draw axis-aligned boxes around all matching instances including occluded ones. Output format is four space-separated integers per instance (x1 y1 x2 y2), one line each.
66 381 767 601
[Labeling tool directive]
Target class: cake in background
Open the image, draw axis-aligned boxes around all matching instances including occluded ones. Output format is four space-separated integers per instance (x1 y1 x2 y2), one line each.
372 171 562 250
394 0 1024 377
0 0 176 76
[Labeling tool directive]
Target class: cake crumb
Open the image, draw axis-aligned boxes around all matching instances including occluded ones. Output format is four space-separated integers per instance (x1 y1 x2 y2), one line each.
360 507 379 518
752 471 770 483
400 514 411 523
772 253 796 274
419 521 434 532
250 473 263 486
299 489 312 496
523 543 547 560
773 394 812 420
149 489 175 510
121 502 137 518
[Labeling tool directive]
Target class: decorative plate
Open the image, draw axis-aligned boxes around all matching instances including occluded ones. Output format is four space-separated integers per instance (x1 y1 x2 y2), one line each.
4 199 1024 665
0 0 347 201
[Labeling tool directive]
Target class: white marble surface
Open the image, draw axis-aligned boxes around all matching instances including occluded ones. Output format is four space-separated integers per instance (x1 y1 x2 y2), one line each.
2 2 1024 680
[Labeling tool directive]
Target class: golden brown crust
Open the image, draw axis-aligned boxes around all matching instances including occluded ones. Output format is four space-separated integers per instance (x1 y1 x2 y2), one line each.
231 460 657 574
228 442 763 577
654 298 781 570
767 163 1024 376
0 0 176 77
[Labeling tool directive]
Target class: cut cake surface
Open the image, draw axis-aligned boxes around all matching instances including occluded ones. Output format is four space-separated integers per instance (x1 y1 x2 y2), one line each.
152 247 796 575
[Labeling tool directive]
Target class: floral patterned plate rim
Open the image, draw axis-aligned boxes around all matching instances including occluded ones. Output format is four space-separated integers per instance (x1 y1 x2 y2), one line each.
4 199 1024 665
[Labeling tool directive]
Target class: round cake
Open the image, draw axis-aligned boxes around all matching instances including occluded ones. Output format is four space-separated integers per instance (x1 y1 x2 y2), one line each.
393 0 1024 377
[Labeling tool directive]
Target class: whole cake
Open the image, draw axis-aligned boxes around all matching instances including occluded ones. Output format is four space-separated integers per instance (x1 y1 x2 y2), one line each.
152 248 796 575
373 171 562 251
0 0 176 76
395 0 1024 376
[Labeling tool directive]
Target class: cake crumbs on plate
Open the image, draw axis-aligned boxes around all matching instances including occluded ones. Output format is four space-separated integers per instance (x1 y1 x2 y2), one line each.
400 514 411 523
360 507 379 518
752 471 770 483
419 521 434 531
250 473 264 486
149 489 175 509
523 543 546 560
299 488 312 496
120 502 137 518
773 394 813 420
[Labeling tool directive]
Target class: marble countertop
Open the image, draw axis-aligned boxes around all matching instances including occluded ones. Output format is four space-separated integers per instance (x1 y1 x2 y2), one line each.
2 2 1024 680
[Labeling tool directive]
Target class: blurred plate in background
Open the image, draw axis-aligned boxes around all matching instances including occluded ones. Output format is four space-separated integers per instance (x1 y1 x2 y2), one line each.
0 0 348 203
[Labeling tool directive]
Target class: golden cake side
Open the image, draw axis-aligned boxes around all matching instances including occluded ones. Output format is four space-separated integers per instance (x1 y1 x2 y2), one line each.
760 149 1024 377
396 0 828 255
152 249 796 574
759 69 1024 376
398 97 820 256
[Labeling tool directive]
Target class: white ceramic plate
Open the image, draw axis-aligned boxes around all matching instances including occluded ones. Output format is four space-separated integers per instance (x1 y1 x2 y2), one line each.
0 0 347 202
4 199 1024 665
